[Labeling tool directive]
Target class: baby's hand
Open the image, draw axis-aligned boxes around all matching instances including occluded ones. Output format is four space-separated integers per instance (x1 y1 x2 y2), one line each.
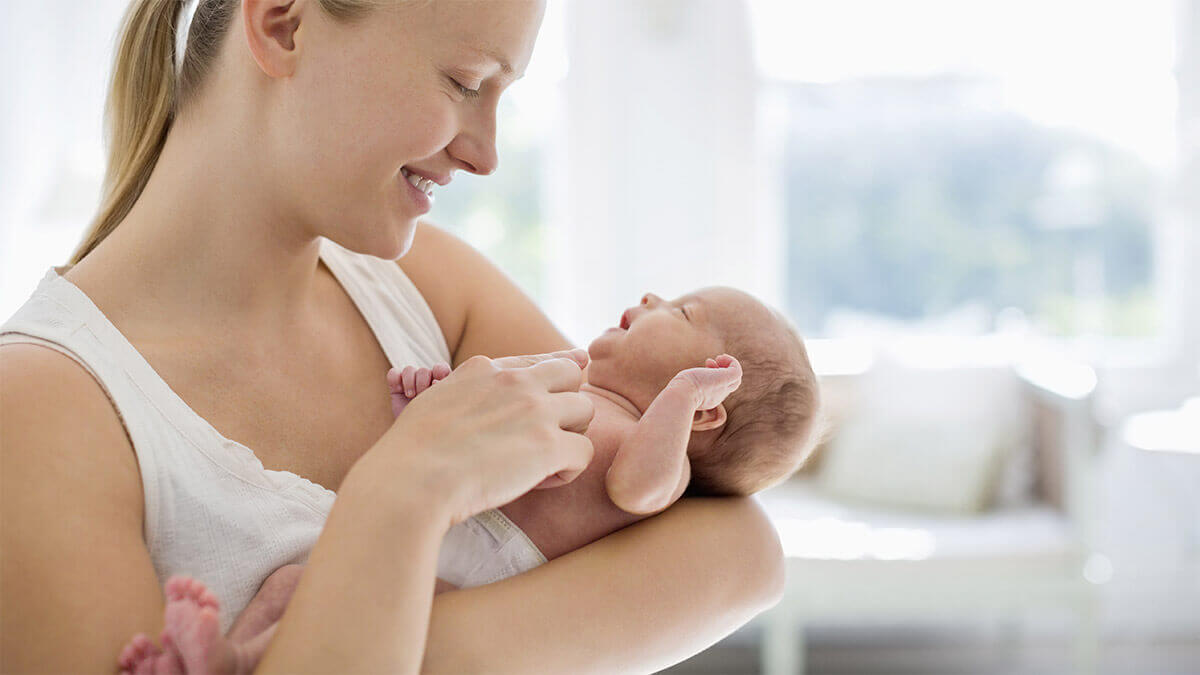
671 354 742 410
387 362 452 417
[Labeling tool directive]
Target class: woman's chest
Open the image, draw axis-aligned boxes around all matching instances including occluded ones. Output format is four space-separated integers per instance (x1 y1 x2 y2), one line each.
138 309 399 493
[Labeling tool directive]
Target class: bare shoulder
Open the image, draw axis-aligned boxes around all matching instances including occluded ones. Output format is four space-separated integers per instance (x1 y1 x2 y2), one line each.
394 221 478 359
397 220 572 366
0 343 164 671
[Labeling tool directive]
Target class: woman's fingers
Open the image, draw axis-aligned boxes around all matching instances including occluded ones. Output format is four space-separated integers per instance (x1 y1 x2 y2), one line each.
492 348 589 370
526 356 586 394
554 391 595 433
545 429 594 487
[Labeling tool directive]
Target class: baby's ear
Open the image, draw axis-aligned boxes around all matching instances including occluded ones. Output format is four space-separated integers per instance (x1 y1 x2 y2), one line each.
692 404 727 431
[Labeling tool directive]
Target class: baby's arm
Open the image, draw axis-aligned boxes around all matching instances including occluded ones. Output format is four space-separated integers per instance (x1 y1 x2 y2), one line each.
606 355 742 515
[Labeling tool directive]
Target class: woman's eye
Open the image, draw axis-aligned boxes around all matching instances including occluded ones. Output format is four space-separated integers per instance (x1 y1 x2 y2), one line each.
450 77 480 99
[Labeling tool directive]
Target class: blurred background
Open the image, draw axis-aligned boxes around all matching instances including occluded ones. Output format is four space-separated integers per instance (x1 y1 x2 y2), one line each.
2 1 1197 673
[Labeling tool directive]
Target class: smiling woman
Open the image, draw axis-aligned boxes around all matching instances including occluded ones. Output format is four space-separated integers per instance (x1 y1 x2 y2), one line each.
0 0 785 673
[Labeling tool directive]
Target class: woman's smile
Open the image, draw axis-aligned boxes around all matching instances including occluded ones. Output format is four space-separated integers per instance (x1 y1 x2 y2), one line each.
399 168 434 213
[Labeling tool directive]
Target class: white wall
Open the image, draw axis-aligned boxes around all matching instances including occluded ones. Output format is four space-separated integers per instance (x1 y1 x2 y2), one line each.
548 0 780 345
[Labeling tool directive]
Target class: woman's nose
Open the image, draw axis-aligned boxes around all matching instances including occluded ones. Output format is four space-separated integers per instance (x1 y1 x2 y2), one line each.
447 106 500 176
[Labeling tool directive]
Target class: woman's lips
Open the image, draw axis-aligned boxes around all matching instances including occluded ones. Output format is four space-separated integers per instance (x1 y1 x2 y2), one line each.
400 172 433 213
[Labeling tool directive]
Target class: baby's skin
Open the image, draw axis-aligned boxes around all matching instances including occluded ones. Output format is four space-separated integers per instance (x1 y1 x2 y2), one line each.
119 288 755 675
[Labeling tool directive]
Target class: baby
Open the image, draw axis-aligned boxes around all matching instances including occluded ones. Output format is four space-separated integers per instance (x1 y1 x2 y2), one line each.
117 286 822 674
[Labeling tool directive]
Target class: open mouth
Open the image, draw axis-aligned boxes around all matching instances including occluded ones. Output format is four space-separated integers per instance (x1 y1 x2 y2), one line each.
620 310 631 330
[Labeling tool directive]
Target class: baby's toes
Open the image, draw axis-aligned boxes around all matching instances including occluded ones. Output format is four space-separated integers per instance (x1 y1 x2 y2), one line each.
164 576 192 602
118 633 159 670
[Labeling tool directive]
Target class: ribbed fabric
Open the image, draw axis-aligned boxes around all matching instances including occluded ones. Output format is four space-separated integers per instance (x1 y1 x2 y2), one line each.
0 237 471 632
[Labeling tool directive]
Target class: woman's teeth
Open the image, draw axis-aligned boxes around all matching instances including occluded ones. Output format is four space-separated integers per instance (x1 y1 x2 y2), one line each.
402 168 435 196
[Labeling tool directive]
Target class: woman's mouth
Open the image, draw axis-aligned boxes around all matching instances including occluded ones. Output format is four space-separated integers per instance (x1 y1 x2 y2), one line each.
401 167 437 197
399 167 434 212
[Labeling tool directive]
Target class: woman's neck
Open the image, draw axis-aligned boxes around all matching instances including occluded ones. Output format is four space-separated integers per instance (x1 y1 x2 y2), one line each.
72 110 327 342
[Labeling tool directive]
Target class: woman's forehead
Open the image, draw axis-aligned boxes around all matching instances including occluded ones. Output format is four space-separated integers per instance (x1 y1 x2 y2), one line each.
425 0 543 73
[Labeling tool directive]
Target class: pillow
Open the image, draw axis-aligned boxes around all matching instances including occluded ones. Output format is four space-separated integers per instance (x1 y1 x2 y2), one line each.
814 359 1029 513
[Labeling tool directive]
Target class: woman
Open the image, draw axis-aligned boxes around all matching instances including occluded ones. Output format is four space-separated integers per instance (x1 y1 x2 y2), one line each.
0 0 784 671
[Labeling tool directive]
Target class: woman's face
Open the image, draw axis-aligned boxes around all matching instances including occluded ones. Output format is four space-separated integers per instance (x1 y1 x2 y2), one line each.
275 0 545 259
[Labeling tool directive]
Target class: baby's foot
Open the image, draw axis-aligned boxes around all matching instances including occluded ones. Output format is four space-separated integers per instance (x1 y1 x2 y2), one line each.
117 633 163 674
159 576 238 675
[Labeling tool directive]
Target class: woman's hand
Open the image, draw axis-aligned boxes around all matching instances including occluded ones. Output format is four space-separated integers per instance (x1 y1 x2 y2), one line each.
354 349 596 528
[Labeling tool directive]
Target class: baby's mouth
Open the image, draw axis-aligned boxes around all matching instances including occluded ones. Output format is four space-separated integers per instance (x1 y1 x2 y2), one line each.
619 310 631 330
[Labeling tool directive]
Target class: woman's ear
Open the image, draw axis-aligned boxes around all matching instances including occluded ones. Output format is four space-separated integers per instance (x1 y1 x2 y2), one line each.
243 0 304 78
692 404 727 432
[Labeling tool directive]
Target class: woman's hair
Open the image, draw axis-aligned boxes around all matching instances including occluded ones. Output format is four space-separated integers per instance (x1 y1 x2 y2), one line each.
69 0 384 265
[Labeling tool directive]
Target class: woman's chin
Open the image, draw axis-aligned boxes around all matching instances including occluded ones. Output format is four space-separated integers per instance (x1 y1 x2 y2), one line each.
371 217 419 260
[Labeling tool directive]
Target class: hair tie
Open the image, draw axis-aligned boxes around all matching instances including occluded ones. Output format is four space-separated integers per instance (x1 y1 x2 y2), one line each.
175 0 202 77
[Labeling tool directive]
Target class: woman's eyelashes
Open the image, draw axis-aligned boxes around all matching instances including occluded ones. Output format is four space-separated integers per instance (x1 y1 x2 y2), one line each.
446 75 480 99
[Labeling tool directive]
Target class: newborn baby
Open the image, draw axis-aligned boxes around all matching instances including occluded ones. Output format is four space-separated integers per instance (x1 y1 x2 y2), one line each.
118 286 821 674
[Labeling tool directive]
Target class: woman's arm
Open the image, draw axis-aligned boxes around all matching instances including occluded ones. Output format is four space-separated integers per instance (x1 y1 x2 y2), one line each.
399 232 784 672
0 345 453 674
1 345 167 672
422 496 785 674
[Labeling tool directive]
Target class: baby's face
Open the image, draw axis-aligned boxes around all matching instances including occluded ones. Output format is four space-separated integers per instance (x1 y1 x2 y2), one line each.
587 287 765 412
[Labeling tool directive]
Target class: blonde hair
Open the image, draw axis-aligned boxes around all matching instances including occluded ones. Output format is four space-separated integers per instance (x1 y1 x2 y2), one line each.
69 0 384 265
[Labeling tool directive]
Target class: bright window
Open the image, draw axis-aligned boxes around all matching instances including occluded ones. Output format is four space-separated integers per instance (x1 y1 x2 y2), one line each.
750 0 1177 338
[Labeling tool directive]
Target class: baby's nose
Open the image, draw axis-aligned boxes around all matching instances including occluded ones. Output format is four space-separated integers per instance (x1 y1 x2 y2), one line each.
641 293 663 307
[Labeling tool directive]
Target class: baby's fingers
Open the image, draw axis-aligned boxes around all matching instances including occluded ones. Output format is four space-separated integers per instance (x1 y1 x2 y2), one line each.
431 362 452 380
415 368 433 394
401 366 418 398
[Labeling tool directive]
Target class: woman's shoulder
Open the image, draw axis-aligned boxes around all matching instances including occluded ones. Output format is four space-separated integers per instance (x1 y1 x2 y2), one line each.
392 221 477 360
396 221 574 365
0 342 140 488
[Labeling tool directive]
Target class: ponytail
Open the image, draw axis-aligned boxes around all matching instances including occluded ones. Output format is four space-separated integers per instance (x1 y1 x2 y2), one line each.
71 0 384 265
69 0 239 264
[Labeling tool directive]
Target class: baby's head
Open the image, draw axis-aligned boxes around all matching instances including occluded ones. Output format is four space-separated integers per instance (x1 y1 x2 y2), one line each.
587 287 821 496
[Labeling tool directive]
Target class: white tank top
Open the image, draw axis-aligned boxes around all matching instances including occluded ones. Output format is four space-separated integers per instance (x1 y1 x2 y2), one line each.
0 237 469 632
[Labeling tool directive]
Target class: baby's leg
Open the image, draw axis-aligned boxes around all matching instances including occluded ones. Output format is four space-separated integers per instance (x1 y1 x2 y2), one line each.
118 576 234 675
226 564 304 642
118 565 303 675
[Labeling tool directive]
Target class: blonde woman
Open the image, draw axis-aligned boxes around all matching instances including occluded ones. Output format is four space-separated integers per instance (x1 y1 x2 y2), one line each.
0 0 783 672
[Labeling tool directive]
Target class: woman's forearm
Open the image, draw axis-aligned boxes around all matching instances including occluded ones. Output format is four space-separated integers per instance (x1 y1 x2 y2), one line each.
255 464 448 674
421 496 785 674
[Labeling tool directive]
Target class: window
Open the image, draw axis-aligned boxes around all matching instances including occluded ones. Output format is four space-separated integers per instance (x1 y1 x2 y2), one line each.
750 0 1177 339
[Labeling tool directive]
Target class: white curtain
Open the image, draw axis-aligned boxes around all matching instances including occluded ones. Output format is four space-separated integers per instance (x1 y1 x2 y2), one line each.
546 0 776 344
1169 0 1200 374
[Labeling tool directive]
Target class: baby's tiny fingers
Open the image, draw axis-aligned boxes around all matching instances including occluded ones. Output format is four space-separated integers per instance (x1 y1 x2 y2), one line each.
432 362 452 380
402 366 418 398
415 368 433 394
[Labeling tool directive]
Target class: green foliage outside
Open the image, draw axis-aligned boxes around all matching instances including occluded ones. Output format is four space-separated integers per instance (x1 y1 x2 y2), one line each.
783 80 1159 337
